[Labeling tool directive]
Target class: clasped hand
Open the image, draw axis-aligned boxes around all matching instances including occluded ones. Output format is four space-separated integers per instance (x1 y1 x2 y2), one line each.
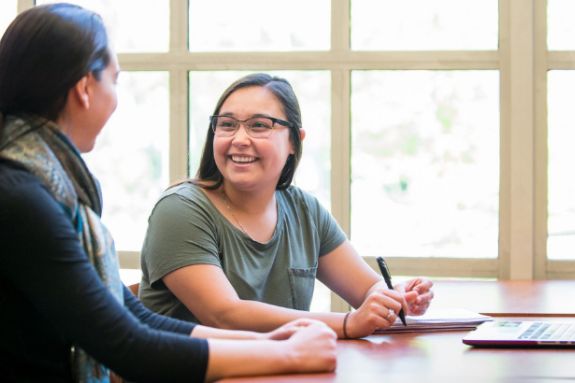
262 319 337 373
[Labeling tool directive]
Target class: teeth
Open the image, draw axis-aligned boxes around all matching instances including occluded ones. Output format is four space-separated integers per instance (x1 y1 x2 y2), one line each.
231 155 256 163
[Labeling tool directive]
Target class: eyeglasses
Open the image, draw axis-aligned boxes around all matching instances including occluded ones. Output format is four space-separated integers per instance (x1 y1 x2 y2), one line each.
210 115 294 139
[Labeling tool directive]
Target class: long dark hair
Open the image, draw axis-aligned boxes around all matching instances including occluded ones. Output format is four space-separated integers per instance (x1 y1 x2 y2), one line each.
195 73 303 190
0 3 110 126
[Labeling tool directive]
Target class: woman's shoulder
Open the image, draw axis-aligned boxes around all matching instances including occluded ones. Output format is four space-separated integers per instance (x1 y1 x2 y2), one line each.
283 184 323 199
0 158 44 197
0 159 70 229
279 185 323 211
164 181 204 200
0 157 34 179
150 181 214 216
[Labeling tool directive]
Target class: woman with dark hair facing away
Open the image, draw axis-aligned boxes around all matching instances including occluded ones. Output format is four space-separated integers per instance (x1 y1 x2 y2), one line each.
139 73 434 339
0 4 336 382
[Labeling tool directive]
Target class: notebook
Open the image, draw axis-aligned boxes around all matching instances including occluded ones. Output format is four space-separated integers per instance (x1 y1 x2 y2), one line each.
376 308 492 334
462 319 575 347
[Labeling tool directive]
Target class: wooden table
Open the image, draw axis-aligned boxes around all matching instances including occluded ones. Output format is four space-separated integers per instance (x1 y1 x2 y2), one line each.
221 330 575 383
219 280 575 382
430 279 575 317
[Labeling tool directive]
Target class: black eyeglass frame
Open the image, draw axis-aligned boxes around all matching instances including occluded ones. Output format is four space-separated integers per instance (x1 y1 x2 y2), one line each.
209 114 295 134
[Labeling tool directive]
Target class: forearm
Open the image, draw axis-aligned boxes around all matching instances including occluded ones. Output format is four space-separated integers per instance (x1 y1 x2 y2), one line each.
191 324 263 340
205 339 293 381
207 300 348 338
205 333 339 382
124 286 196 335
316 242 382 308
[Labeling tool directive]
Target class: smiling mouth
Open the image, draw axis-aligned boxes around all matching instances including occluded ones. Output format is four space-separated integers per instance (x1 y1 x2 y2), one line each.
230 155 257 164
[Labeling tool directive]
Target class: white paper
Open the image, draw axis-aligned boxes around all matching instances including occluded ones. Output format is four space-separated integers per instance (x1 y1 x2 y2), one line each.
375 308 493 334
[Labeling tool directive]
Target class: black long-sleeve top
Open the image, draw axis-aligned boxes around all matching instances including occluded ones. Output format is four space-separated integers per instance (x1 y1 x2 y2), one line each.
0 158 209 382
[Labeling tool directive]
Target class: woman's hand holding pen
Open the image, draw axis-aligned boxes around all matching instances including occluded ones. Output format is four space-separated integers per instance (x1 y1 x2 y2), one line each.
344 285 406 338
394 277 434 316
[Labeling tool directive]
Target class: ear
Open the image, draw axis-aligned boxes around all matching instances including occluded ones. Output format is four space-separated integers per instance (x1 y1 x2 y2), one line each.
71 75 91 109
289 128 305 155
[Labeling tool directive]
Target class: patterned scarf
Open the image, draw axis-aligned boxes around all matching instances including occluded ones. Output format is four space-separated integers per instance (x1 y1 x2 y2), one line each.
0 114 123 383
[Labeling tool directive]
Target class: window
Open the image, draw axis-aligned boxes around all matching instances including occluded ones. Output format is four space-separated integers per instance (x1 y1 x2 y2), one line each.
37 0 169 52
83 72 170 251
188 0 330 52
547 0 575 263
6 0 572 288
351 70 499 259
0 1 16 38
547 72 575 261
548 0 575 51
351 0 497 50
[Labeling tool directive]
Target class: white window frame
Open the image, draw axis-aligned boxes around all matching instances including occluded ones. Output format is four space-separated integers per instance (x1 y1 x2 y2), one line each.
16 0 575 291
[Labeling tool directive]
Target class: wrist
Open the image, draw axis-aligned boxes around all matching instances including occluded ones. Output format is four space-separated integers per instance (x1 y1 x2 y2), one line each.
342 312 351 339
284 339 304 372
253 331 267 340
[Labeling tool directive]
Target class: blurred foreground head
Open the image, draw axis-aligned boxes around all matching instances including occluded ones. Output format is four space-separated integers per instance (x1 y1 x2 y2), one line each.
0 3 111 121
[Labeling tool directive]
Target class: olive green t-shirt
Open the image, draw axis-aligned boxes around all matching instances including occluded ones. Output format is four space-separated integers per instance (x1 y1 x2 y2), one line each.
139 183 346 322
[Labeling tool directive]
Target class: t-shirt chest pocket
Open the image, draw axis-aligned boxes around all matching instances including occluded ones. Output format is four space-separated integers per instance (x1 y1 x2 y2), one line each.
287 266 317 310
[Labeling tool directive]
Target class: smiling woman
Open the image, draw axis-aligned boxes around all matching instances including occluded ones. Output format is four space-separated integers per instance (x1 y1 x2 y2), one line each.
139 73 434 340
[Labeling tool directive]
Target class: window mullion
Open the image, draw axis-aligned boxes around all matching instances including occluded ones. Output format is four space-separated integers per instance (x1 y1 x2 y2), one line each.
330 0 351 236
534 0 548 279
330 0 351 312
17 0 33 13
499 0 537 280
169 0 189 182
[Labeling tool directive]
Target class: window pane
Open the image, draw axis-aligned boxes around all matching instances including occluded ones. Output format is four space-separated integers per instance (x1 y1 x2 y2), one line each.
548 0 575 50
352 0 498 51
547 71 575 260
189 71 331 208
36 0 168 52
84 72 169 251
0 1 16 38
189 0 330 51
351 71 499 259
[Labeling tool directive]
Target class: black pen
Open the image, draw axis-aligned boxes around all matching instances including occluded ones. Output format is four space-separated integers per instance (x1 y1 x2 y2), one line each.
376 256 407 326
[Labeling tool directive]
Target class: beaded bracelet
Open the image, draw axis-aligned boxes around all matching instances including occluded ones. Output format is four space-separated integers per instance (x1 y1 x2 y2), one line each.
342 312 351 339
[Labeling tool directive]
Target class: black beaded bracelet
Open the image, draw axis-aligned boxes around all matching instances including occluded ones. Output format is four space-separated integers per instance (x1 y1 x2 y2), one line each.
342 312 351 339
